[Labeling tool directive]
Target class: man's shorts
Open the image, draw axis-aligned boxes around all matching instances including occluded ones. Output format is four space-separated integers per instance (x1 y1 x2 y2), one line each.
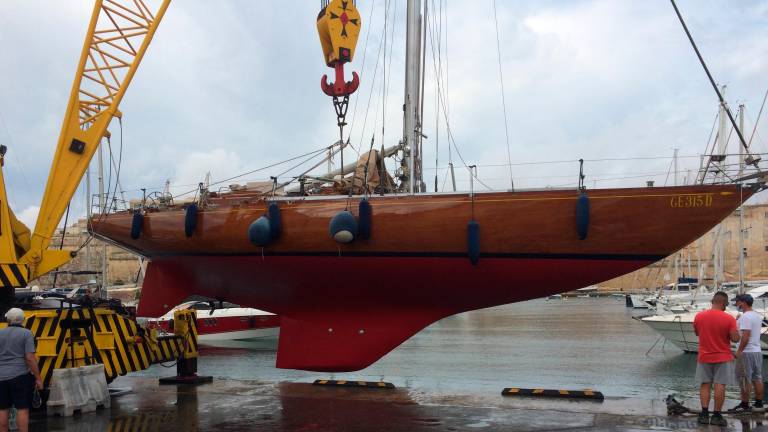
0 373 34 410
736 352 763 382
696 361 736 385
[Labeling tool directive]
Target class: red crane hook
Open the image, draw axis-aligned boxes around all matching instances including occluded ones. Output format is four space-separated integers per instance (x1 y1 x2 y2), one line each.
321 59 360 97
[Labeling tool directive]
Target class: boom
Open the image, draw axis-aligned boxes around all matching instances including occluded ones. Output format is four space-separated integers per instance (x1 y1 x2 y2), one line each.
18 0 170 281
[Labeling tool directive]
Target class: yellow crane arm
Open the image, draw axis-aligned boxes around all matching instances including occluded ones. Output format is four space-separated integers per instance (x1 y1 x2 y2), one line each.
19 0 170 281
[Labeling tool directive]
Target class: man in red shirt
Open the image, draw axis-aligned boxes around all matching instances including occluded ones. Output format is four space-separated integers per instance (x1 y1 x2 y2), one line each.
693 291 740 426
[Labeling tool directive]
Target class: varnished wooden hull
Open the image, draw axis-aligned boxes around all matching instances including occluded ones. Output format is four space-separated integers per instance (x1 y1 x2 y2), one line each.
91 184 750 371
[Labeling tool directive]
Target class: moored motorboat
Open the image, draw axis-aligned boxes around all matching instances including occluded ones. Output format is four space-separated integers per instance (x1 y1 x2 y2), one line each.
147 300 279 346
641 286 768 355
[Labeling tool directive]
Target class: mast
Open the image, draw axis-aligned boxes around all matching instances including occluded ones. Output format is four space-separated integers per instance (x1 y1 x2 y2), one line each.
718 86 728 155
85 165 91 277
673 148 679 284
97 142 107 297
403 0 424 193
738 104 746 292
673 148 678 188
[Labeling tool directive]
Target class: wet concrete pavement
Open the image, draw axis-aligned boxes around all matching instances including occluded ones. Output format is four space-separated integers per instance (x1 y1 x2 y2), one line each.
27 376 768 431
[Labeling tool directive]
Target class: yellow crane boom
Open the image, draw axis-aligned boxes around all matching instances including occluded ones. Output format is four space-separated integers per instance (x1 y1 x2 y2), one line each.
7 0 170 284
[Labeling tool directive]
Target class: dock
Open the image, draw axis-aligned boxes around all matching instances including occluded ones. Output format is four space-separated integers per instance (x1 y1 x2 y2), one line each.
30 376 721 432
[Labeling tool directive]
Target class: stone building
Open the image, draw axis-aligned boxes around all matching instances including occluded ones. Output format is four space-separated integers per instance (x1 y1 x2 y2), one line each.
33 218 142 289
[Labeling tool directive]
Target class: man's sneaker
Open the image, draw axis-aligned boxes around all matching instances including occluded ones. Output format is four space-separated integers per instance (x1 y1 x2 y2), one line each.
728 403 751 414
753 401 766 413
697 411 709 425
709 413 728 426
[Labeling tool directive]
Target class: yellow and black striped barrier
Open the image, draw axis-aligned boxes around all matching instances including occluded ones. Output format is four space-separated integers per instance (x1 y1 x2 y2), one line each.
501 388 604 401
313 379 395 389
0 307 197 388
0 263 28 288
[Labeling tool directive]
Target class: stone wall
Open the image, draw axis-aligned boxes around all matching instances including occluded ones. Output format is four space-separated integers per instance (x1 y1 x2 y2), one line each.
600 203 768 291
32 218 142 289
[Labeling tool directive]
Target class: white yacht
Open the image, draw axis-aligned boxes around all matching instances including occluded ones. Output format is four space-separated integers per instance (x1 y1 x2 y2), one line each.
629 293 652 309
641 286 768 354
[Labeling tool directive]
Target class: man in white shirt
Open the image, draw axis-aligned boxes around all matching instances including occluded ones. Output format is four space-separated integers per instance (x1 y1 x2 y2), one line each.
730 294 764 413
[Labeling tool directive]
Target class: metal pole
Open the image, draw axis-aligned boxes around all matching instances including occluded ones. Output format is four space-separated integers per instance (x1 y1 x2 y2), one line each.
718 86 727 157
404 0 422 194
97 143 107 298
739 104 746 178
673 148 678 187
98 143 105 212
419 0 427 193
85 166 91 275
738 104 745 291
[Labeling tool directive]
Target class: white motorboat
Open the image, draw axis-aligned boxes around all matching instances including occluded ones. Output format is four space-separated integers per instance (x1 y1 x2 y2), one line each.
641 286 768 354
629 293 652 309
147 300 280 346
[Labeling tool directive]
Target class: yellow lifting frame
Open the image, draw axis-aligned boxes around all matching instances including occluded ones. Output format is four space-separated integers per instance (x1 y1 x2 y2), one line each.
317 0 361 66
14 0 171 283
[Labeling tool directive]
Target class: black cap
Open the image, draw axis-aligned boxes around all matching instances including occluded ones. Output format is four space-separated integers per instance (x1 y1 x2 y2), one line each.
735 294 754 306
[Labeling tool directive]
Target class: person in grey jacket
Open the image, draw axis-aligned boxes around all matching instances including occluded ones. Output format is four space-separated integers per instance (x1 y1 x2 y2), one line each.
0 308 43 432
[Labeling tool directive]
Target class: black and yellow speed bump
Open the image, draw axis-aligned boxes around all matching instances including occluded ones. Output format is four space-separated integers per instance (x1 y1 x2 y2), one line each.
313 379 395 389
501 388 604 401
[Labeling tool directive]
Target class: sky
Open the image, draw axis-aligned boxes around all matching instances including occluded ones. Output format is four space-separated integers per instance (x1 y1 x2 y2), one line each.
0 0 767 229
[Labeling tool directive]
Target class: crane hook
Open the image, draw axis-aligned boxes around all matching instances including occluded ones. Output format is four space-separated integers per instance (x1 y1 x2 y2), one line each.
321 61 360 97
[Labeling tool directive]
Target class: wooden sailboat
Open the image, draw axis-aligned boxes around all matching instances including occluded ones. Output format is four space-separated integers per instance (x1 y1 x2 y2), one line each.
91 0 762 371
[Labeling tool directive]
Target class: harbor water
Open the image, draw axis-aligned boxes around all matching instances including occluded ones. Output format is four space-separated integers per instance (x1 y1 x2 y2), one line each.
137 297 731 400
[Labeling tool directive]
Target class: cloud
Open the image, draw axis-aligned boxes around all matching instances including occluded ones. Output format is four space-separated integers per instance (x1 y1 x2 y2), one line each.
168 148 249 196
17 206 39 228
0 0 765 211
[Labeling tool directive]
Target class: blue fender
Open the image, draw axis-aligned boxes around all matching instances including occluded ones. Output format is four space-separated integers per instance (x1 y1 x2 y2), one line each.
268 202 281 239
467 220 480 265
358 199 372 240
576 193 590 240
130 212 144 240
184 203 198 237
248 216 272 247
329 211 358 244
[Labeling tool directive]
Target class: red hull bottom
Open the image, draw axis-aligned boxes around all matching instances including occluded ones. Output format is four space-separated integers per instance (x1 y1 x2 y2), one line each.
137 255 652 371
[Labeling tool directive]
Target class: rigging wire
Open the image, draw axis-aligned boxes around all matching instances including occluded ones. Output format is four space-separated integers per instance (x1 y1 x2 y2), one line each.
78 116 125 253
433 0 441 192
418 0 428 192
425 0 445 192
491 0 514 190
425 0 473 189
443 0 452 171
346 0 378 157
669 0 755 162
747 86 768 148
171 146 332 199
354 0 388 156
382 0 397 160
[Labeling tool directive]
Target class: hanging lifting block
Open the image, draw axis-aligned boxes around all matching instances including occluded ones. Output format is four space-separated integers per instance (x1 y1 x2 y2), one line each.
316 0 361 66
